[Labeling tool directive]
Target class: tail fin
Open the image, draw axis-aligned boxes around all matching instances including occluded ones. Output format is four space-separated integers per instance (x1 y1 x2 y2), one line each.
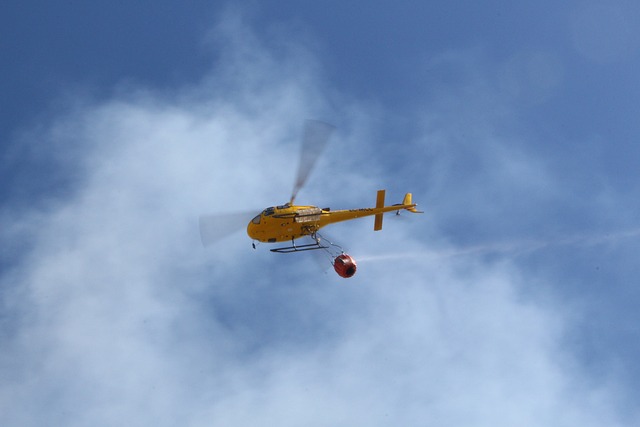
402 193 423 213
374 189 385 231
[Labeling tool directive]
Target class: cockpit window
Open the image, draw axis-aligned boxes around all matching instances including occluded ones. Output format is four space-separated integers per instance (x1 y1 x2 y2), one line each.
251 215 261 224
263 207 275 216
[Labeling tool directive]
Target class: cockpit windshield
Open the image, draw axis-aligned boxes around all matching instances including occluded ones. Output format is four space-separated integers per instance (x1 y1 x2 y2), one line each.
251 215 261 224
263 207 275 216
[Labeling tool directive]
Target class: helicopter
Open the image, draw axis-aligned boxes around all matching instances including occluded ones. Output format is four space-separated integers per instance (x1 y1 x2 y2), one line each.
199 120 422 278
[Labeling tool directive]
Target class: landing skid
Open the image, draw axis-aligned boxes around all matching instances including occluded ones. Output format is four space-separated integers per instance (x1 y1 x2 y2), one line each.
269 232 342 255
270 241 328 253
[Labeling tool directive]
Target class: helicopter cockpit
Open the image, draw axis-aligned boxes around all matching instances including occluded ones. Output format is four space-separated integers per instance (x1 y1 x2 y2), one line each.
251 205 277 224
263 207 275 216
251 204 294 224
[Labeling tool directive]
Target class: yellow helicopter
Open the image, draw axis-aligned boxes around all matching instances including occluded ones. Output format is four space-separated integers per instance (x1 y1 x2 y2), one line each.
247 191 420 247
199 120 422 278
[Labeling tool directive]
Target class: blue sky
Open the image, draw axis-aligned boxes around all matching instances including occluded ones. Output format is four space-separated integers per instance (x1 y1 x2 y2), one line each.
2 1 640 425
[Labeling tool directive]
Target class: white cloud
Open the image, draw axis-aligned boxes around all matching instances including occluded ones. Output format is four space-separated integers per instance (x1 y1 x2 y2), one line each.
0 12 634 427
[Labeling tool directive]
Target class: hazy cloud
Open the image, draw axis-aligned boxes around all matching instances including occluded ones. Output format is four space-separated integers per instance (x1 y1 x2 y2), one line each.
0 12 635 427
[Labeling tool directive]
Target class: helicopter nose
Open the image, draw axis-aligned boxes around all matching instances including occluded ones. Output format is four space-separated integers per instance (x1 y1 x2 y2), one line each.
247 216 261 240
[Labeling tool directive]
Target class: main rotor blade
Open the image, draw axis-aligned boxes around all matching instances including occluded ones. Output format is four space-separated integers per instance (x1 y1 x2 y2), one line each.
290 119 335 204
198 211 257 247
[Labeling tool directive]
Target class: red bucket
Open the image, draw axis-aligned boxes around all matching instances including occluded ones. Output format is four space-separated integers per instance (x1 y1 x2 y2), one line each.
334 253 357 278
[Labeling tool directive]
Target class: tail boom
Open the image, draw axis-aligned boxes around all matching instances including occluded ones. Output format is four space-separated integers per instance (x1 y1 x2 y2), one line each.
317 190 423 230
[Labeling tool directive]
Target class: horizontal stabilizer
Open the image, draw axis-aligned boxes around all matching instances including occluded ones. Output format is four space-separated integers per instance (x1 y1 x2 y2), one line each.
374 189 385 231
